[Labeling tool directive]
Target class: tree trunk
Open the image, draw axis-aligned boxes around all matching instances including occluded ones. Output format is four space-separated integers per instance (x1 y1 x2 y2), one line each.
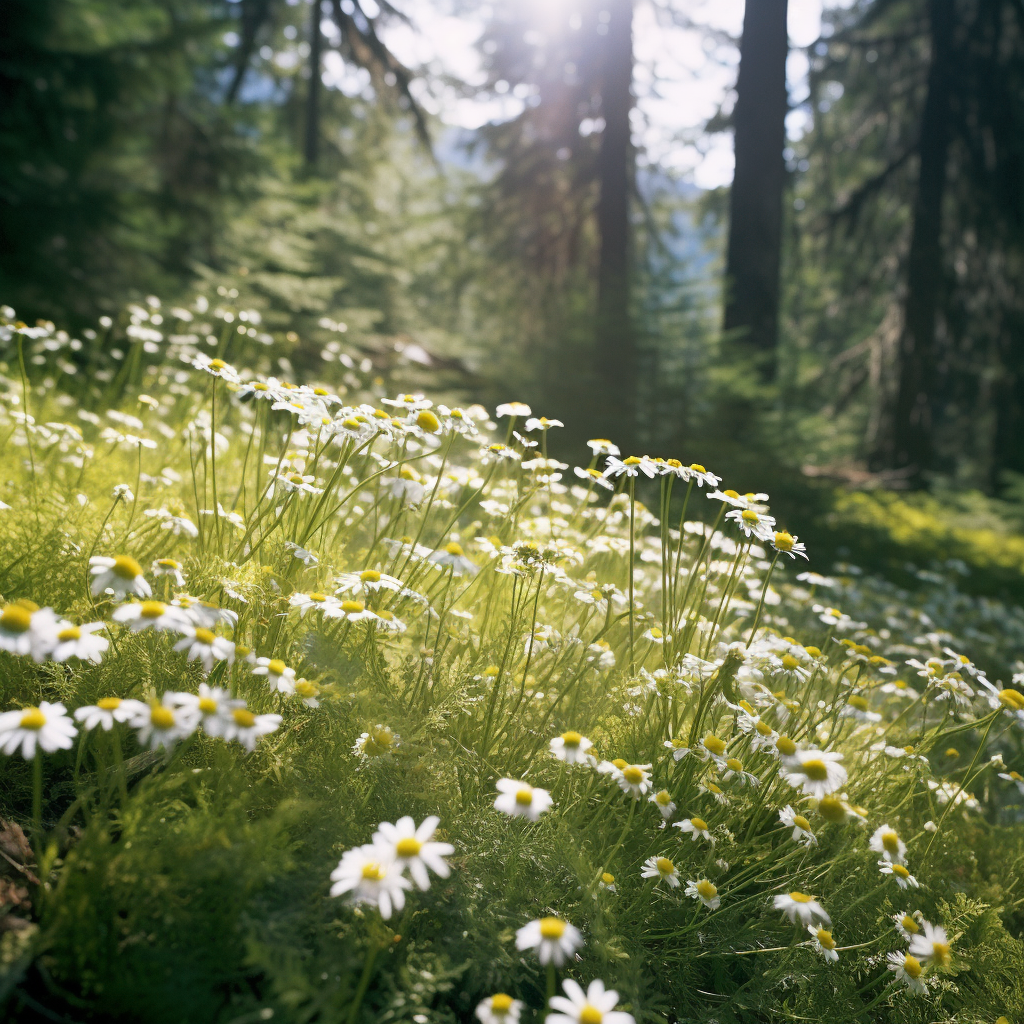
876 0 954 478
304 0 323 168
594 0 635 449
722 0 789 380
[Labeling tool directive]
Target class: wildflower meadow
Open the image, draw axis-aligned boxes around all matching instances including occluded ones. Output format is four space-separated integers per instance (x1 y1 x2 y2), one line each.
1 298 1023 1024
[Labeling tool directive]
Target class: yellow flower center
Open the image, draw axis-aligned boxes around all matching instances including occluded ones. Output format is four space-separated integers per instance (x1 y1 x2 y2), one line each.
881 831 901 854
396 837 422 858
690 463 706 473
194 627 216 645
227 708 253 728
561 731 583 746
112 555 143 580
579 1007 603 1024
538 917 565 939
776 736 798 757
363 727 394 756
490 995 514 1014
781 654 799 670
998 688 1024 711
341 600 365 613
655 789 671 805
946 747 959 757
97 697 122 710
690 816 709 832
723 489 739 498
150 705 175 730
209 358 227 370
656 857 675 875
703 734 726 756
792 814 811 831
801 759 829 782
484 665 500 677
741 509 759 523
515 787 534 806
19 708 46 730
789 891 813 903
361 862 386 882
696 879 717 900
360 569 382 583
816 928 835 950
848 695 869 711
623 456 643 465
58 626 81 641
444 542 464 556
774 531 794 551
902 954 922 979
611 758 628 769
726 757 743 772
707 783 723 795
267 659 287 676
0 605 32 633
416 410 440 433
817 796 845 822
900 915 919 934
295 680 318 697
648 627 663 639
601 872 615 884
139 600 166 619
622 766 644 784
892 864 910 879
755 720 773 736
805 645 821 657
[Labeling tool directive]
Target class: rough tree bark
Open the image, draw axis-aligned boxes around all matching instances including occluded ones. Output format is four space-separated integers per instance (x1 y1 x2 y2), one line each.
722 0 789 381
304 0 323 168
594 0 635 448
877 0 954 478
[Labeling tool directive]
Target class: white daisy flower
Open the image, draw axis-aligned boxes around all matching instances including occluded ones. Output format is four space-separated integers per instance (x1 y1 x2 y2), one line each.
772 531 808 559
496 402 531 418
598 872 617 893
773 891 830 927
0 702 77 758
549 731 594 764
353 725 400 760
869 824 907 864
602 455 658 479
908 921 952 968
649 789 676 820
573 466 614 491
173 627 235 673
641 855 680 888
493 779 553 821
725 507 777 541
288 591 343 617
606 762 652 799
74 697 148 732
112 600 191 632
427 541 478 576
252 657 297 695
685 878 721 910
674 816 715 844
893 911 923 942
547 978 634 1024
219 706 282 751
887 951 928 994
475 994 522 1024
807 924 838 962
128 697 198 751
89 555 152 598
782 749 848 798
722 756 759 787
176 599 238 630
333 599 380 623
151 558 186 587
372 815 454 891
514 916 583 966
335 569 404 594
586 438 620 456
49 621 108 663
329 844 410 920
878 861 919 889
779 806 817 846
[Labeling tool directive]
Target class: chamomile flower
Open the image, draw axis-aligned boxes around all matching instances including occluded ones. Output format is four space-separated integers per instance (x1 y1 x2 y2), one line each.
602 455 658 479
878 861 919 889
289 591 343 617
894 911 923 941
353 725 399 760
783 749 848 798
807 924 838 962
998 769 1024 795
869 824 907 864
49 621 108 663
686 878 721 909
372 815 454 891
598 872 617 893
642 855 681 888
725 507 776 541
476 994 522 1024
335 568 404 594
151 558 186 587
173 626 235 673
649 789 676 820
675 816 715 844
908 921 952 967
219 706 281 751
515 916 583 965
772 531 808 559
129 697 198 751
610 762 653 799
549 730 594 764
89 555 152 598
112 600 190 632
428 541 478 576
494 779 553 821
496 402 532 419
547 979 635 1024
252 657 297 694
779 806 817 846
587 439 620 456
74 697 148 732
887 951 928 994
0 602 59 660
329 845 409 920
0 702 77 758
721 757 759 787
773 892 830 927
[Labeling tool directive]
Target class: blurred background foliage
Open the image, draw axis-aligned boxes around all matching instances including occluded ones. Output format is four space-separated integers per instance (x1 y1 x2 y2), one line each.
5 0 1024 590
